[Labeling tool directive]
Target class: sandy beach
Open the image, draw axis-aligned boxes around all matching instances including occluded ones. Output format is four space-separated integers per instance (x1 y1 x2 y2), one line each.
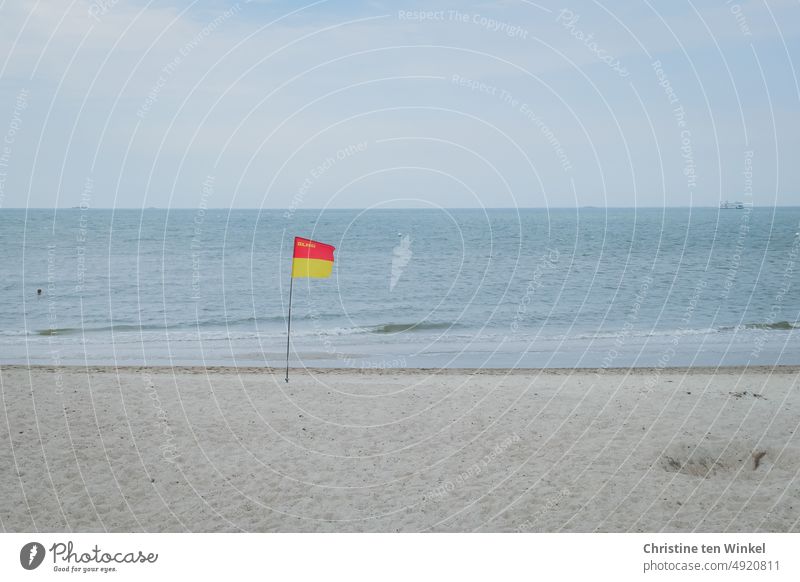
1 365 798 532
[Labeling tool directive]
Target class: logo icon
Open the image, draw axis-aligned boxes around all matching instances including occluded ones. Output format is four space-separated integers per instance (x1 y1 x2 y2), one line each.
20 542 46 570
390 233 412 292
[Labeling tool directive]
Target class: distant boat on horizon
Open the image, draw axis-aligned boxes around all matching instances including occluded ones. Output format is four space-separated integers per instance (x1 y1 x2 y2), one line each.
720 200 751 209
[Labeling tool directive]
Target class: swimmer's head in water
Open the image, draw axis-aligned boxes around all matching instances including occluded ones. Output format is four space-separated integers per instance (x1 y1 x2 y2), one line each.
36 288 42 295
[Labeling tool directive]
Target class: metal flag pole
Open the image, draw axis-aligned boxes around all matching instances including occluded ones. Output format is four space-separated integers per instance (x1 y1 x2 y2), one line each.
285 273 294 383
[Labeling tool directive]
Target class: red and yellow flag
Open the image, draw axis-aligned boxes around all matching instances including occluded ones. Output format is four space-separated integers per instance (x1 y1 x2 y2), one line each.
291 237 335 278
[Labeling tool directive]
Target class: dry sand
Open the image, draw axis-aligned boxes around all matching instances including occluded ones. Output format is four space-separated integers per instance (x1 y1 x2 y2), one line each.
1 365 798 532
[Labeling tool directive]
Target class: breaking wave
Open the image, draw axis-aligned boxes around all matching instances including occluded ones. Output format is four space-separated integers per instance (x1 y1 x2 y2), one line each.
369 322 458 334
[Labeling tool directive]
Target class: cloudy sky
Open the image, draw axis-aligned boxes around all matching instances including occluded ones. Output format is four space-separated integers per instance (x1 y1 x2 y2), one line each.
0 0 798 209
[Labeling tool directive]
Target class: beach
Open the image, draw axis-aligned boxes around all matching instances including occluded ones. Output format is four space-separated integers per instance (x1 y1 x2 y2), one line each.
1 365 798 532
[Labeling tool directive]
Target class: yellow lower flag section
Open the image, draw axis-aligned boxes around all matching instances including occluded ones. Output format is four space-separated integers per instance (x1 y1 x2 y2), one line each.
292 257 333 278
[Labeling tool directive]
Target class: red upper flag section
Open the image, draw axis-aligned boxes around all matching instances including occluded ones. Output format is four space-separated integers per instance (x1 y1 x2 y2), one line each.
293 237 335 261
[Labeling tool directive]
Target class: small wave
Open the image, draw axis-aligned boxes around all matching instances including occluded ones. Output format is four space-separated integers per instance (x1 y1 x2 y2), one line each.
722 321 798 332
369 322 457 334
0 330 31 337
37 328 75 336
558 322 796 341
34 316 287 336
38 325 165 336
553 327 719 342
270 322 460 338
38 324 174 336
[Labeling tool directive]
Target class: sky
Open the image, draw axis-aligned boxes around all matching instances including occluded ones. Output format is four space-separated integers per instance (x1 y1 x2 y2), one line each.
0 0 798 209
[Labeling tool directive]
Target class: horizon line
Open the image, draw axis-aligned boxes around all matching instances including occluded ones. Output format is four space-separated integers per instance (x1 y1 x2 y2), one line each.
2 205 798 211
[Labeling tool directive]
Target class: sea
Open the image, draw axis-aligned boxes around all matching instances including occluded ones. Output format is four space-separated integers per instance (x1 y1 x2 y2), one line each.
0 207 797 369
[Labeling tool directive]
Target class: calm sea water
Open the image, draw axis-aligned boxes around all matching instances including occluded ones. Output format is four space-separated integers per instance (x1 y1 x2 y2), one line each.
0 207 797 368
